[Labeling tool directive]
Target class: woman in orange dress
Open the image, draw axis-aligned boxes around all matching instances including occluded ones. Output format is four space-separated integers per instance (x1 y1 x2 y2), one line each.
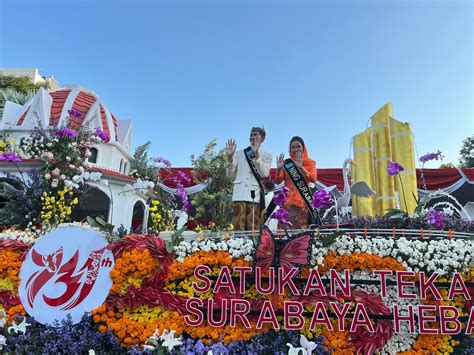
274 136 317 229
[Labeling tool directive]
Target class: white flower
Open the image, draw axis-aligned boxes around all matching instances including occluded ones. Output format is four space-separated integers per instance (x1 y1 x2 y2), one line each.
88 350 95 355
0 309 7 328
0 335 6 350
8 317 30 334
64 180 80 189
300 334 317 354
160 329 182 352
287 343 306 355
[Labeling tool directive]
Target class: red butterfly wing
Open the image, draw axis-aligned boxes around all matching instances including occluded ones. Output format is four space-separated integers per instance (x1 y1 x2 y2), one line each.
278 233 312 274
254 227 275 272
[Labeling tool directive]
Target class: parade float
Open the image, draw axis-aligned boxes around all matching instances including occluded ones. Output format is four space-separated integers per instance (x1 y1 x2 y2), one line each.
0 87 473 354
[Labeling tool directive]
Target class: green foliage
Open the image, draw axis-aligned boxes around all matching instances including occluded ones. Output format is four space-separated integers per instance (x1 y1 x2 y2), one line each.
130 142 177 212
0 74 49 93
0 74 48 116
165 226 187 253
86 216 117 241
130 141 158 180
0 88 36 105
190 139 233 229
459 135 474 168
439 163 454 168
320 230 345 248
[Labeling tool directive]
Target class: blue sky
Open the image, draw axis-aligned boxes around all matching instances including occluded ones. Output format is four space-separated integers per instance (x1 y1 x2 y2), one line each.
1 0 472 168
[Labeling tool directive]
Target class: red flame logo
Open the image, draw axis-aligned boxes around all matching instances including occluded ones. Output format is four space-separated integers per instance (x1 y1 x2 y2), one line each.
25 246 106 310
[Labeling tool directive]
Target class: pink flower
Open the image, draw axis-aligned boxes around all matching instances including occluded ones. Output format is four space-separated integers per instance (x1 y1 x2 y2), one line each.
42 152 54 161
51 168 60 176
84 150 92 158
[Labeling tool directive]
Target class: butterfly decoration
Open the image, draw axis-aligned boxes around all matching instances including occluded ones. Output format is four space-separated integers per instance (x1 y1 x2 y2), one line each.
254 225 314 277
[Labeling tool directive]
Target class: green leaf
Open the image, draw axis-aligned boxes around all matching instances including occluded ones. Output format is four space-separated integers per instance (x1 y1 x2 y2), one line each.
87 216 98 228
320 230 345 248
166 241 174 253
95 216 107 226
384 208 408 219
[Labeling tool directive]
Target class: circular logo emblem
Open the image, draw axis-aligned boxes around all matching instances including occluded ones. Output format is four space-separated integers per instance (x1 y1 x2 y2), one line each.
18 227 114 325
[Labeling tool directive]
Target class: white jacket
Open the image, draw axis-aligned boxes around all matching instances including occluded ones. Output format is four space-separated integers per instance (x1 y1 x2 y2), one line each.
227 147 272 202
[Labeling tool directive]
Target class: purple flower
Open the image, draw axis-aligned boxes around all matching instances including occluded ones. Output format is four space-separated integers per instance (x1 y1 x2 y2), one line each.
94 127 109 142
176 180 191 212
153 156 172 167
175 170 191 183
387 161 404 176
0 151 22 162
55 128 77 139
311 189 334 209
273 186 289 207
271 208 293 227
67 109 82 118
419 150 443 163
426 208 445 229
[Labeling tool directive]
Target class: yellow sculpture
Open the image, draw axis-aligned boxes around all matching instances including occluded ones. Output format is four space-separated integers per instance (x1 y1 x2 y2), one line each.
352 103 418 216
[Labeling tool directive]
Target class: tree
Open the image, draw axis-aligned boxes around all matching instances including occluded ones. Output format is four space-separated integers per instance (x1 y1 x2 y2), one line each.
0 74 49 117
129 141 177 212
130 141 158 180
459 136 474 168
190 139 233 229
0 74 49 93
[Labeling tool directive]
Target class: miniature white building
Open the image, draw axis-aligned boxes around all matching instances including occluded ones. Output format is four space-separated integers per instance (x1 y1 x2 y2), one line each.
0 85 150 230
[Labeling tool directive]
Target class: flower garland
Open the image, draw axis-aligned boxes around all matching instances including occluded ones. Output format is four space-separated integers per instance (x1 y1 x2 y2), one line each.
173 236 255 262
0 234 29 323
92 233 183 348
0 224 472 353
0 229 36 245
312 235 473 275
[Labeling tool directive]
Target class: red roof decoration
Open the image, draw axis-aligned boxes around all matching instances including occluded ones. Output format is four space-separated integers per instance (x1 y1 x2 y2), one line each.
13 86 119 141
69 91 97 130
49 89 71 126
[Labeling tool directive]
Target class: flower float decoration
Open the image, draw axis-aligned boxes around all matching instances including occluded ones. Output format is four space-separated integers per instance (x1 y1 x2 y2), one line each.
0 223 472 353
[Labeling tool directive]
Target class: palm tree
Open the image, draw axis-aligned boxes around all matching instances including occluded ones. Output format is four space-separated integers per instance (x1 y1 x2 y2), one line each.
0 88 37 118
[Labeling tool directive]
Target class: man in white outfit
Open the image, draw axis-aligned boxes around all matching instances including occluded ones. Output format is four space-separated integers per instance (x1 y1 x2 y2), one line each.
226 127 272 231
